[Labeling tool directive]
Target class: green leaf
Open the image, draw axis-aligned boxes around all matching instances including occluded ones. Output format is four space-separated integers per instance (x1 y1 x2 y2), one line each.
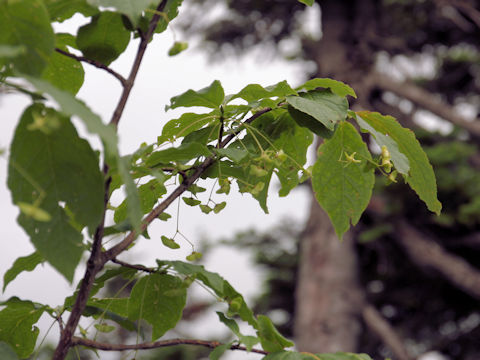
45 0 98 22
41 34 85 94
128 274 186 340
25 76 142 232
114 179 167 224
87 297 129 317
312 121 375 239
24 77 117 150
64 267 136 308
228 81 297 104
297 0 314 6
87 0 157 26
85 298 136 331
296 78 356 98
17 202 51 222
210 342 234 360
154 0 183 34
161 112 216 141
0 342 19 360
286 90 348 131
0 298 44 358
55 33 79 49
200 204 213 214
161 235 180 249
182 197 201 206
256 315 294 352
3 252 43 292
8 105 105 281
0 0 54 75
76 11 131 65
356 111 441 214
0 45 26 58
187 184 206 194
146 142 211 166
168 41 188 56
213 201 227 213
263 112 313 196
288 106 334 138
94 323 115 333
263 351 317 360
158 212 171 221
314 353 373 360
263 352 372 360
214 147 249 163
203 161 272 213
166 80 225 110
186 251 203 261
354 113 409 175
157 260 258 327
182 124 220 146
217 312 259 351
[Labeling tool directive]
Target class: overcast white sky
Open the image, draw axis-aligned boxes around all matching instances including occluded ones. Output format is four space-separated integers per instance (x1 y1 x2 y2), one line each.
0 12 312 357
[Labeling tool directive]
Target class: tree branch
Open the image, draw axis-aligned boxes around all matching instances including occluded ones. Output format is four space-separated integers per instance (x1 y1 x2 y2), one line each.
103 107 272 262
112 258 156 273
52 3 167 359
362 304 412 360
55 48 127 86
394 220 480 300
372 72 480 138
71 336 268 355
109 0 167 127
53 173 112 359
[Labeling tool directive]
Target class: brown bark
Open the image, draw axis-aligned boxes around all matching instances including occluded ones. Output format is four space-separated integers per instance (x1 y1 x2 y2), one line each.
362 304 412 360
395 220 480 300
294 0 375 352
294 198 363 352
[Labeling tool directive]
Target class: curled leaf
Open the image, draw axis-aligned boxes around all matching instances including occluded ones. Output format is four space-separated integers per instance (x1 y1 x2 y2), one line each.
182 197 201 207
161 236 180 249
186 251 203 261
168 41 188 56
200 204 213 214
213 201 227 214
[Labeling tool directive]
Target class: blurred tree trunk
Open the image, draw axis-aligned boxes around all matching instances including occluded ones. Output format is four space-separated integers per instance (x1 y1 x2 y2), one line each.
295 198 363 352
294 0 375 352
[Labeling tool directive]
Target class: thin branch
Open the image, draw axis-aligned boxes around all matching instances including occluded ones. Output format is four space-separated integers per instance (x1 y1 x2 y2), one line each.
55 48 127 86
362 304 412 360
372 72 480 138
433 0 480 29
109 0 168 127
71 336 268 355
103 107 272 262
394 220 480 300
52 2 167 359
53 174 112 360
112 258 156 273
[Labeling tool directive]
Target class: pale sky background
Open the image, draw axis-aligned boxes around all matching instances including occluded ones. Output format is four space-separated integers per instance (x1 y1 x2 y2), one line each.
0 11 312 359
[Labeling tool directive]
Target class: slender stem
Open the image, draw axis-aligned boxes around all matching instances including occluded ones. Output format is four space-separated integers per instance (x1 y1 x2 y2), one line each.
109 1 168 127
71 336 268 355
52 174 111 359
112 258 156 273
55 48 127 86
